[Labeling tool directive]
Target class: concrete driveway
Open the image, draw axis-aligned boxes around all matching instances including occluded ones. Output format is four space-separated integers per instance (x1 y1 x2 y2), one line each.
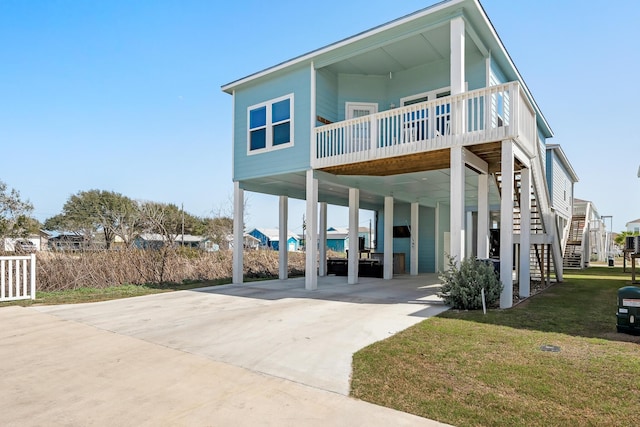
1 274 451 426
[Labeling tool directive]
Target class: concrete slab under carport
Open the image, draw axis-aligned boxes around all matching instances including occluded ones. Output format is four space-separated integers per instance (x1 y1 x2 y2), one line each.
34 274 448 396
1 304 452 427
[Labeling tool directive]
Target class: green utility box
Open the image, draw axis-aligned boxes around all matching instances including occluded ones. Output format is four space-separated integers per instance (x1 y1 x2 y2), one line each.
616 286 640 334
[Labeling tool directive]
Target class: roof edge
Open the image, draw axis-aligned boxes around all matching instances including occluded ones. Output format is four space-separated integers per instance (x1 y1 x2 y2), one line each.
221 0 460 93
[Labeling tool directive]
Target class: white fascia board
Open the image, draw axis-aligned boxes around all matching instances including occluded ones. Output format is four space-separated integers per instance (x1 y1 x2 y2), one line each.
221 0 464 94
546 144 579 182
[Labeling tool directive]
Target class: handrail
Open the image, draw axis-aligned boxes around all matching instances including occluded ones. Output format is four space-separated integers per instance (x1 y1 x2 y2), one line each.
314 81 537 169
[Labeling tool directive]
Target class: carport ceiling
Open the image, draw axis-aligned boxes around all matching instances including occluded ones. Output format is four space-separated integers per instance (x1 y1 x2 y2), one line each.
240 168 501 211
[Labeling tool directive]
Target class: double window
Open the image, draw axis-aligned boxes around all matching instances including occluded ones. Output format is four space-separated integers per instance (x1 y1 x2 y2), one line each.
248 94 294 153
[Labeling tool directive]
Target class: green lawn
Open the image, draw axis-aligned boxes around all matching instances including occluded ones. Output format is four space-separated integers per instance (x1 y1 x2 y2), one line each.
351 267 640 427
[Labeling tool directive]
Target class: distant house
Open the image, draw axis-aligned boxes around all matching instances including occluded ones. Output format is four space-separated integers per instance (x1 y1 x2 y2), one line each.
626 219 640 234
546 144 579 235
326 227 348 252
134 233 211 250
248 228 300 251
563 199 606 268
48 232 89 251
220 233 260 251
1 230 51 252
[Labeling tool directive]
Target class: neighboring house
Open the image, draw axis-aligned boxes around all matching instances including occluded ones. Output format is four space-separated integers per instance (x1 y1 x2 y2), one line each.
221 233 260 251
626 219 640 234
546 144 579 236
326 227 349 252
134 233 211 250
564 199 606 268
48 233 89 251
224 0 576 308
248 228 300 251
1 230 52 252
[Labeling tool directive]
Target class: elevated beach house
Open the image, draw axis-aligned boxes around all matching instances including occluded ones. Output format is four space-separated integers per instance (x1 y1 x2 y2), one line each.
222 0 573 308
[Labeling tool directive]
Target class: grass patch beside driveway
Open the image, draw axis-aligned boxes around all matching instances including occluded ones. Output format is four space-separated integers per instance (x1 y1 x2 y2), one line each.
351 267 640 426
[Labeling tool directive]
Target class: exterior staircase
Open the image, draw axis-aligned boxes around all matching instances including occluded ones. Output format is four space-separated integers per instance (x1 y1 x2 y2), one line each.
563 214 587 269
494 162 561 283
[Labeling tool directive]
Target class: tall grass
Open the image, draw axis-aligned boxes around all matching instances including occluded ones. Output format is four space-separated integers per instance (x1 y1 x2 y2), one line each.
34 249 306 291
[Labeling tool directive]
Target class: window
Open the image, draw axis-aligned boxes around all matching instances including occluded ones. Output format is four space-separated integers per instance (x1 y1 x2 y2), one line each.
248 94 294 153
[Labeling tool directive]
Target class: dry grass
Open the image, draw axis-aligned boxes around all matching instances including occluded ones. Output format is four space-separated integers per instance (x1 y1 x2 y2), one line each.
351 266 640 426
34 248 305 291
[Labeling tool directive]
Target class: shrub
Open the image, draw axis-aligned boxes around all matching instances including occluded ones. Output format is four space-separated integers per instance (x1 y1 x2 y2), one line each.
438 256 503 310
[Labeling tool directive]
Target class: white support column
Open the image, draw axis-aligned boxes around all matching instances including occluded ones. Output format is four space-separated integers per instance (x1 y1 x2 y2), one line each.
279 195 288 280
435 202 441 272
384 196 394 280
348 188 359 284
477 173 490 259
500 141 514 308
232 181 244 285
410 202 419 276
450 145 465 266
305 170 318 291
519 167 531 298
319 202 327 277
450 16 465 96
466 211 473 259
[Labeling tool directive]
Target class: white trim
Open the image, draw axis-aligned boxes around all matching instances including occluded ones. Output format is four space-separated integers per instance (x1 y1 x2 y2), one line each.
345 101 378 119
247 93 295 155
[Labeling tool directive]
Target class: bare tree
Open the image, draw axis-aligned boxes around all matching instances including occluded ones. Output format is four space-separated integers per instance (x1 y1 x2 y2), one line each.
0 180 37 240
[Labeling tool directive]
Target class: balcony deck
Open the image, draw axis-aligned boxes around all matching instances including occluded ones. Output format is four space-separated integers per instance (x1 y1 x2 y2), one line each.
313 82 536 175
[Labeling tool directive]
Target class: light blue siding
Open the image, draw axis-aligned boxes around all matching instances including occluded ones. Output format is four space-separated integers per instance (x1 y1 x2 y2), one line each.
326 238 346 252
337 74 387 121
233 65 311 181
376 202 436 273
465 50 486 90
547 151 573 219
316 68 338 124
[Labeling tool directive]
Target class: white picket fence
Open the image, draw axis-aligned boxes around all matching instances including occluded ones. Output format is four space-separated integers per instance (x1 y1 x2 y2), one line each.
0 254 36 302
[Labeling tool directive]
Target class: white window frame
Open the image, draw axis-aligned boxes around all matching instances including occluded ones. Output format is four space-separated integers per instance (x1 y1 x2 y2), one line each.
400 85 455 106
247 93 294 155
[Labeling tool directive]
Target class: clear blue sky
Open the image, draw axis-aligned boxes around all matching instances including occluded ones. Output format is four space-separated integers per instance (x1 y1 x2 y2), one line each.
1 0 639 233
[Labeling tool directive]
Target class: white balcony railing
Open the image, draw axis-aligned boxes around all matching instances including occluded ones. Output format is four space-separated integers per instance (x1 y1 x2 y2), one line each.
313 82 536 169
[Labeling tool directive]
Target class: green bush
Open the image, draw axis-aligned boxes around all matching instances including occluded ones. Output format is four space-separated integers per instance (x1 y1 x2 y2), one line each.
439 256 503 310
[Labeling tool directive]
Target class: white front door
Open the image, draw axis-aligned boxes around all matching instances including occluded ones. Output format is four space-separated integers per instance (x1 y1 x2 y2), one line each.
346 102 378 120
345 102 378 152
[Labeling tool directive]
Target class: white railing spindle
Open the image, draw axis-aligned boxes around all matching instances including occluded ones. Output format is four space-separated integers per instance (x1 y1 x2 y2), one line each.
0 255 37 302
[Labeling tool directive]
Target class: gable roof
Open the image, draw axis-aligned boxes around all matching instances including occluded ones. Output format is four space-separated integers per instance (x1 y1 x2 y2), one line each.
546 144 579 183
626 219 640 226
221 0 553 137
250 228 300 242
